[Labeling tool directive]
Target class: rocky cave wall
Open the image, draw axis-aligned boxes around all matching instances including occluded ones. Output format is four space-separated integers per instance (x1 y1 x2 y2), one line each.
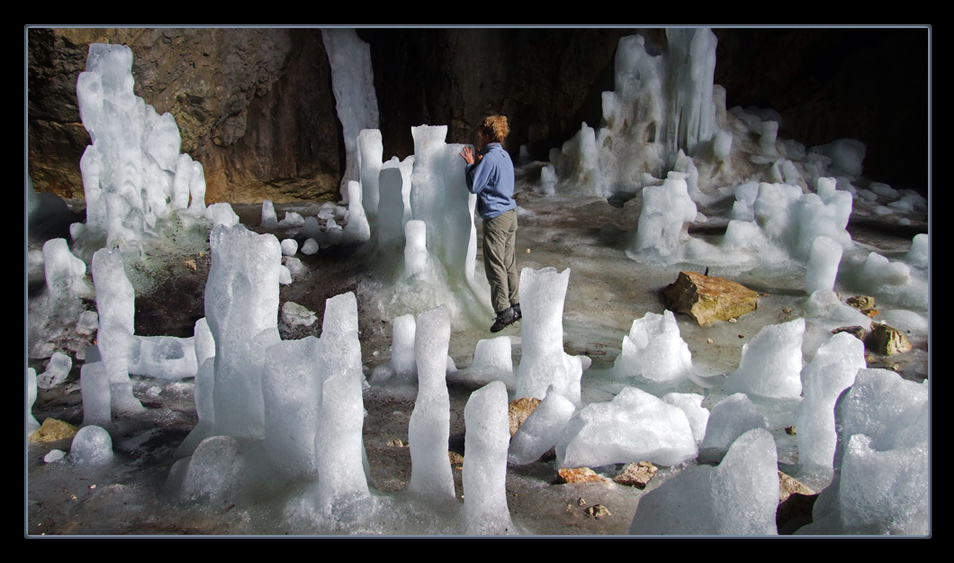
27 27 928 206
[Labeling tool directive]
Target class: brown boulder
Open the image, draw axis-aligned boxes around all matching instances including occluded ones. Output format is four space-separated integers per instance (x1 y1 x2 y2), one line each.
508 397 541 437
29 418 78 443
663 271 759 326
557 467 608 484
613 461 658 489
865 322 913 356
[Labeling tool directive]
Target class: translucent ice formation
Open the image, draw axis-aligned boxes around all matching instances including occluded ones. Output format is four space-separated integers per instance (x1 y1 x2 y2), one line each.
357 129 383 219
27 368 39 435
662 392 709 444
262 337 321 479
627 172 698 263
551 29 719 197
37 352 72 389
508 386 576 466
74 43 207 256
203 224 282 440
312 292 371 512
794 331 866 476
557 386 697 468
515 268 584 403
28 238 95 359
698 393 767 464
322 29 379 200
462 381 513 534
69 425 114 466
80 361 110 427
629 428 779 535
612 309 692 383
407 305 456 504
802 369 929 535
726 318 804 399
370 313 417 385
91 247 143 413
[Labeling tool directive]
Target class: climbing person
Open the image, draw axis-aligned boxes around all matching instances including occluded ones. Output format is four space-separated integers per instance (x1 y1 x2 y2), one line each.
459 115 521 332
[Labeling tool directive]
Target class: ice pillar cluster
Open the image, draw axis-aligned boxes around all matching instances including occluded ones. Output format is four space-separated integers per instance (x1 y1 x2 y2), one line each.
74 43 207 256
548 29 719 197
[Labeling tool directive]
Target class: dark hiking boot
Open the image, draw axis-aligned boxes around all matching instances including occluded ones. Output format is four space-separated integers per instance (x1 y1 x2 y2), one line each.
512 303 521 322
490 306 518 333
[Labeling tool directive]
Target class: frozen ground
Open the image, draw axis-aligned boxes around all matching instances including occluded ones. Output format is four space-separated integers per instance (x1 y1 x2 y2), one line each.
25 193 929 536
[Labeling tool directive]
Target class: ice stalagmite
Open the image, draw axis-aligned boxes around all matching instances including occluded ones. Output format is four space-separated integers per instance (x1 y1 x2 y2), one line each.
322 29 379 201
204 224 282 440
262 337 321 480
462 381 513 535
313 292 371 513
515 267 583 403
357 129 383 219
91 247 143 413
407 305 456 503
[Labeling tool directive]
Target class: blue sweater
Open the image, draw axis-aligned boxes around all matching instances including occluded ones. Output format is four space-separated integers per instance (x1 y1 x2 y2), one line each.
465 143 516 220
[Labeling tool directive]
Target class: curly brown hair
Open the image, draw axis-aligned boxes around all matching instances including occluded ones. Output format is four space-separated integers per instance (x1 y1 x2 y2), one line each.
478 115 510 144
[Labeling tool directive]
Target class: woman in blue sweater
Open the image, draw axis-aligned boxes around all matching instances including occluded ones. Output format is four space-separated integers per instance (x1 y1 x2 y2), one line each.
460 115 520 332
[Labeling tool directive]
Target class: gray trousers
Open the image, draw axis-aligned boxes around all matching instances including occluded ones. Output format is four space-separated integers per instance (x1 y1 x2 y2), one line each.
482 209 519 314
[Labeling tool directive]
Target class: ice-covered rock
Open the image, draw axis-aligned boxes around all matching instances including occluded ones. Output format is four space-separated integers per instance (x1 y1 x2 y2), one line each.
558 386 697 468
629 428 779 535
281 302 318 327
